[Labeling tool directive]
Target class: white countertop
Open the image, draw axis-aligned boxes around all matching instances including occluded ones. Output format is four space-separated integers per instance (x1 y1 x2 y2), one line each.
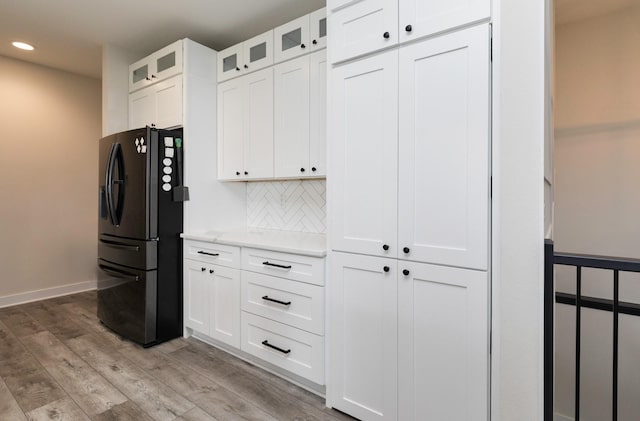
180 229 327 257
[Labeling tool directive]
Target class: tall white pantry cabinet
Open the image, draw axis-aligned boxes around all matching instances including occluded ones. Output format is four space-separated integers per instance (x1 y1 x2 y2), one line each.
327 0 492 420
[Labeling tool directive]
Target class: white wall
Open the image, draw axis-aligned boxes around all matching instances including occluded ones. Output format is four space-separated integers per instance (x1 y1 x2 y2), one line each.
102 45 139 136
554 6 640 420
0 55 101 306
491 0 546 419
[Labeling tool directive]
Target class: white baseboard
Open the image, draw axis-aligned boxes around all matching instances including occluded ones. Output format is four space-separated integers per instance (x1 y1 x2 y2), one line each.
0 280 97 309
555 413 573 421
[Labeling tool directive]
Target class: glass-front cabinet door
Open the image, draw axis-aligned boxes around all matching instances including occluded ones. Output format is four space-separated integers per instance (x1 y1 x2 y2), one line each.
130 61 151 92
274 15 310 63
243 30 273 73
218 43 244 82
309 8 327 50
153 40 183 82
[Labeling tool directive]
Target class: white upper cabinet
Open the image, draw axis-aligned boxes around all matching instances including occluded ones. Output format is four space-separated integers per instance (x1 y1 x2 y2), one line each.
218 68 274 180
328 0 490 63
399 0 490 43
328 0 398 64
330 50 399 258
309 8 328 50
129 40 183 92
397 261 489 421
274 15 310 63
218 30 274 82
274 55 310 177
398 24 490 270
129 74 183 129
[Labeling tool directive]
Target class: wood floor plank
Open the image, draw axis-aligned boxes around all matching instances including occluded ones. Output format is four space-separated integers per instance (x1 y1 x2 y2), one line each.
0 376 27 421
21 302 88 341
21 331 127 416
175 406 219 421
0 306 46 338
0 319 27 362
0 351 68 413
169 344 328 421
153 337 190 354
67 334 195 421
91 401 154 421
118 341 278 421
26 397 90 421
57 303 128 350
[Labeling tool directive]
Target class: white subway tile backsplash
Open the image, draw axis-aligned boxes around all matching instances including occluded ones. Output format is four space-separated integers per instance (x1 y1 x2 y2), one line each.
247 180 326 233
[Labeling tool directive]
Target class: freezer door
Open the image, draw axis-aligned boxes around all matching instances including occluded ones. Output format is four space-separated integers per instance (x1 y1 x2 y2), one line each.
97 259 157 346
98 234 157 270
98 128 158 240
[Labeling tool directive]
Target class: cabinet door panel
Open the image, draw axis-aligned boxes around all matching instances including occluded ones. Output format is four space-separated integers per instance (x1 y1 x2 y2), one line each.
218 43 244 82
244 68 274 179
217 78 245 180
274 56 310 177
129 88 155 129
309 8 327 50
243 30 274 73
398 262 489 421
398 24 490 269
399 0 490 43
330 252 397 421
330 50 398 257
274 15 310 63
309 50 327 177
155 75 183 129
328 0 398 64
152 40 183 82
210 265 241 348
184 260 209 332
129 58 152 92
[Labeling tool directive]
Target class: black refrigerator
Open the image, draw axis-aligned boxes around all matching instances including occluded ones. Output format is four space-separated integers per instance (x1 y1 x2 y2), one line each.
97 127 186 347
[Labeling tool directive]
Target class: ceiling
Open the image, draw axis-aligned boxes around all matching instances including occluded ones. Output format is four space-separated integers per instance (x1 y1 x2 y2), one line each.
0 0 325 79
555 0 639 25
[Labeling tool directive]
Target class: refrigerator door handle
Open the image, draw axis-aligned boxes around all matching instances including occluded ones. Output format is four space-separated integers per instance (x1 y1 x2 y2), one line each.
98 238 141 252
105 143 126 226
98 263 140 281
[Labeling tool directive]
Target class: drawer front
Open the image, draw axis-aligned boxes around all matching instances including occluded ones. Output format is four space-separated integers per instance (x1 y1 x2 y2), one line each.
242 271 324 335
241 312 324 384
241 248 325 286
184 240 240 268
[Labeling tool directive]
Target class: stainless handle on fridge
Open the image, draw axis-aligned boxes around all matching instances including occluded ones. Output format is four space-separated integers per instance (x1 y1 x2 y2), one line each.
99 238 140 251
98 264 140 281
105 143 126 226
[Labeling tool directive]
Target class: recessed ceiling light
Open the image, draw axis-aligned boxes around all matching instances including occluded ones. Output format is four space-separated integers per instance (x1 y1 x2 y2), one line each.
12 41 35 51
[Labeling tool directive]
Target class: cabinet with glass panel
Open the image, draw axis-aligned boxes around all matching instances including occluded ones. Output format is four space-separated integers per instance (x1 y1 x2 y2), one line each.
218 30 274 83
129 40 183 92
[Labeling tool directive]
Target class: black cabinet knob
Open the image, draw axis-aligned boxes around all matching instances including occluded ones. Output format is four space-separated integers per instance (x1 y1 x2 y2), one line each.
209 269 214 274
151 74 157 79
301 44 306 49
403 247 410 254
311 167 317 172
201 267 206 272
403 269 410 276
312 40 318 45
300 168 305 173
383 266 390 273
244 64 248 69
383 244 389 251
405 25 413 32
235 67 240 71
236 171 240 175
244 171 248 175
383 32 390 39
145 76 151 81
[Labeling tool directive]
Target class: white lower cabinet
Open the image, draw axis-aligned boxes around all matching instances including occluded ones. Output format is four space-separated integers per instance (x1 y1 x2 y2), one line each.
184 239 326 385
330 252 489 421
184 253 241 348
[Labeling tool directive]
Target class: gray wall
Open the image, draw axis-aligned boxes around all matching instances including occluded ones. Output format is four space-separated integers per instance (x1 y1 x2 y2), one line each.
0 55 101 303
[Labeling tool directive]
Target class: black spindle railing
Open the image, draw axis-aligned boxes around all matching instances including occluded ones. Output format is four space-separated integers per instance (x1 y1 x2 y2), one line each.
544 241 640 421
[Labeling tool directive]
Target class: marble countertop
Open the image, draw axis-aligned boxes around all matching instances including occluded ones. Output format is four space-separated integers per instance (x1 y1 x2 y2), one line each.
180 229 327 257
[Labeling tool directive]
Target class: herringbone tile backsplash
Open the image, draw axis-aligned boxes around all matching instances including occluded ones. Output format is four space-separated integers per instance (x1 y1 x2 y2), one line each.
247 180 326 233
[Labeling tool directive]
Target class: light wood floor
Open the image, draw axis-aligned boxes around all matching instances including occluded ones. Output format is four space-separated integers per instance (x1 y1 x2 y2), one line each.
0 292 354 421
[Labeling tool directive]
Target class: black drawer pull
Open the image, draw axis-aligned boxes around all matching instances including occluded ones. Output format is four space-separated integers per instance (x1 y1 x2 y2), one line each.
262 340 291 354
262 296 292 306
262 261 292 269
197 251 219 256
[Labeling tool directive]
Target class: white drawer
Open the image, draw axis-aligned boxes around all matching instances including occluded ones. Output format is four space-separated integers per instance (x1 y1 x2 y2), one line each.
241 312 324 384
241 248 325 286
184 240 240 268
242 271 324 335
